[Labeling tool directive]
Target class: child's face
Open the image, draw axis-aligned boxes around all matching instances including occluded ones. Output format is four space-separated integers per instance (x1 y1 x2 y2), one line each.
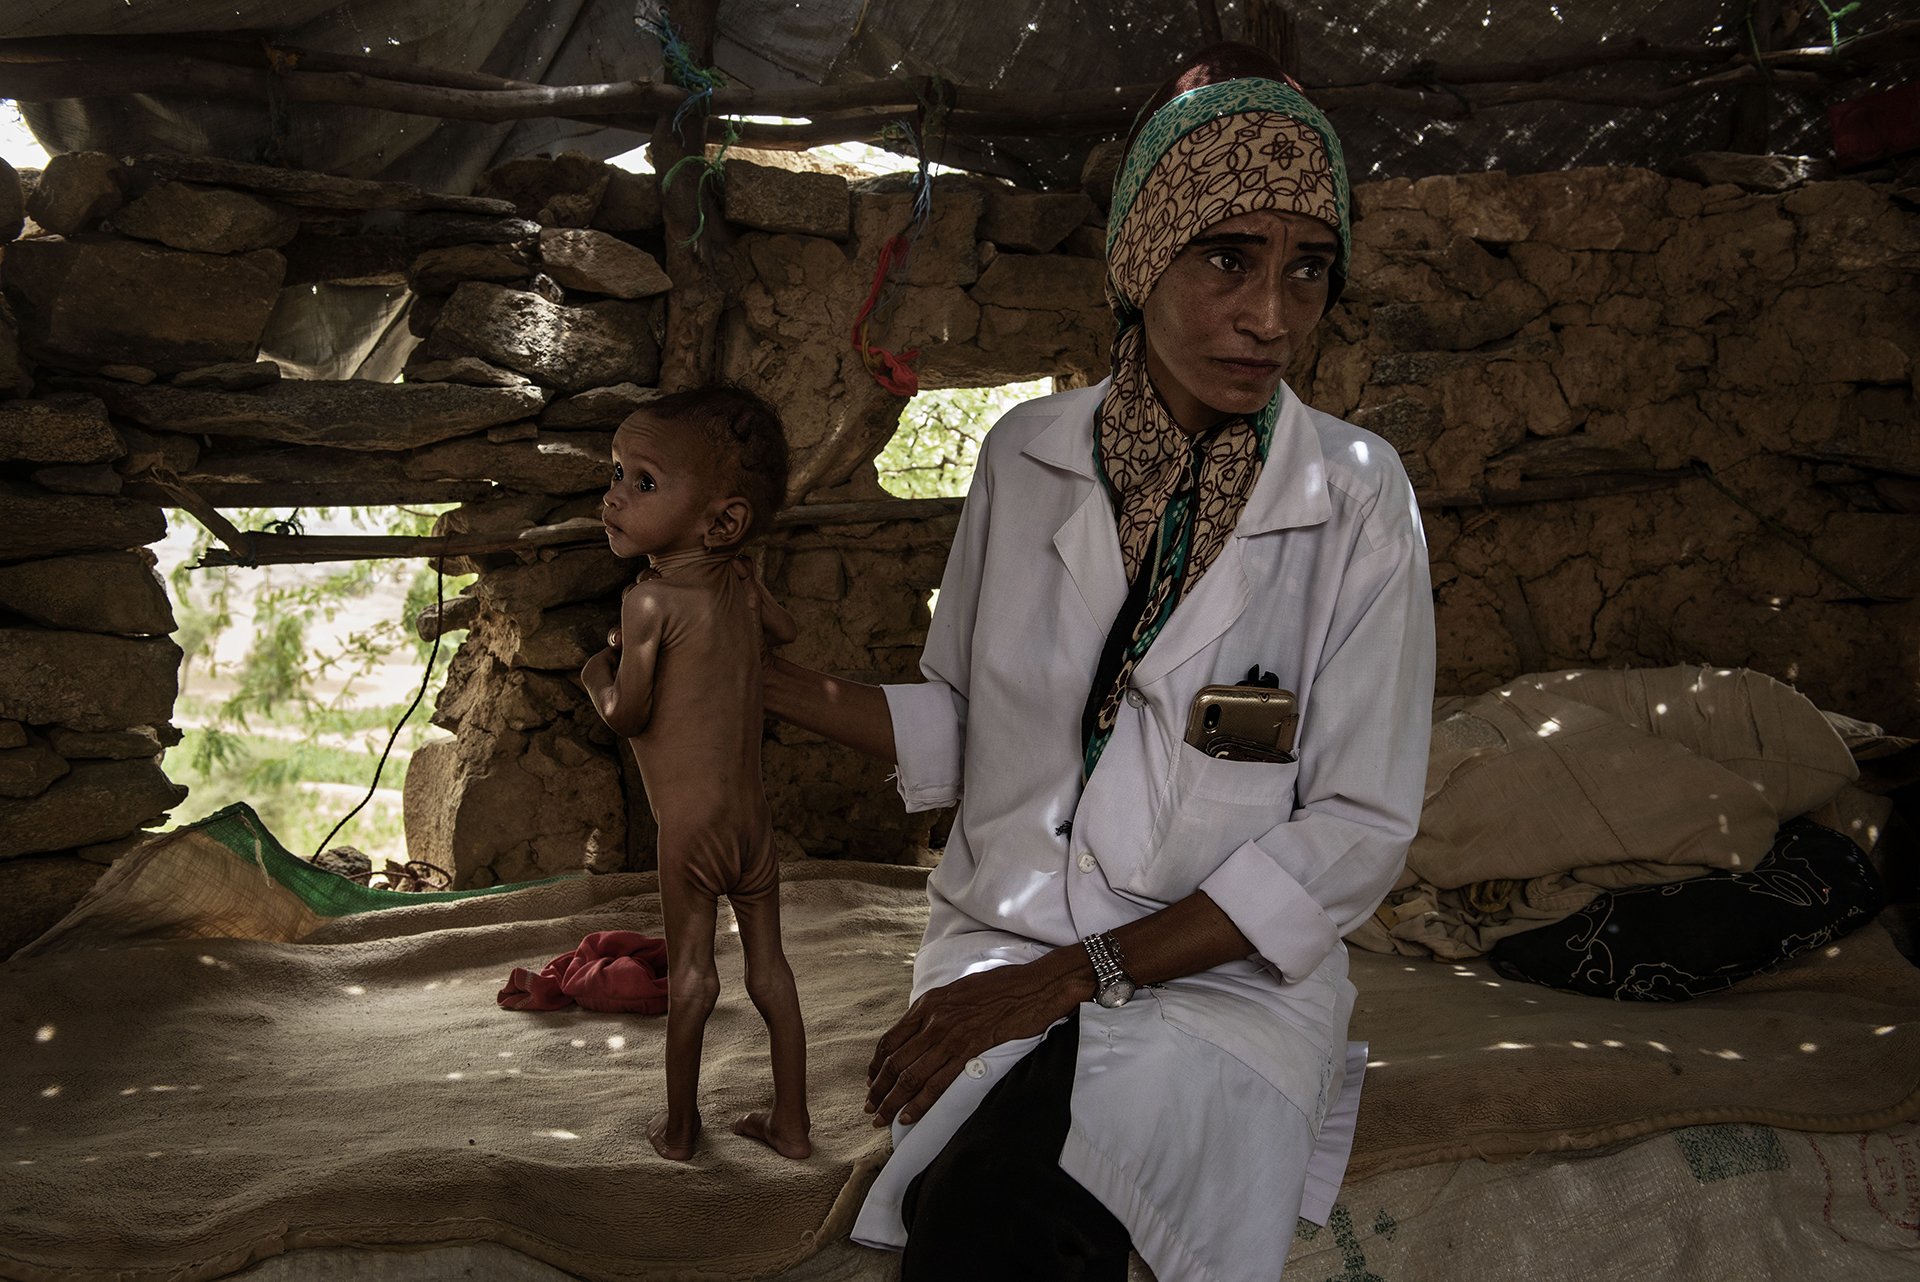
603 416 726 560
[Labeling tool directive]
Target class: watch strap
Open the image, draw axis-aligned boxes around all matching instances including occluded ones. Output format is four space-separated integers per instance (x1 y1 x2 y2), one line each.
1082 930 1137 994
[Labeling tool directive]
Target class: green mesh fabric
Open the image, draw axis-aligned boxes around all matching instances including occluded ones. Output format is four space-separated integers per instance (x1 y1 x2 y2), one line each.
181 801 566 917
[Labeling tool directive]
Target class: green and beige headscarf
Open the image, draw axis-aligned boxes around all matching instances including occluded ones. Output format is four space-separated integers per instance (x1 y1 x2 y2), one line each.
1081 78 1352 776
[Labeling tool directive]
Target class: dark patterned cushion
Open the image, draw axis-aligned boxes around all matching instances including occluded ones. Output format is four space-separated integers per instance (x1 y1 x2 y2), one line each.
1487 819 1888 1001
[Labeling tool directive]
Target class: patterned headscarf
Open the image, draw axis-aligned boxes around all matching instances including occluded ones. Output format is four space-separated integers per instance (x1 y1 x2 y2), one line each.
1081 79 1351 776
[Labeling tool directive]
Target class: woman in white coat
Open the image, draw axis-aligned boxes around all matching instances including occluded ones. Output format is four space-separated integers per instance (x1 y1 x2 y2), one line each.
763 43 1435 1282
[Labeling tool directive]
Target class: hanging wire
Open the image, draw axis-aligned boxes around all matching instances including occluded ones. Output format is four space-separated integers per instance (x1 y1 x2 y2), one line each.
311 555 446 861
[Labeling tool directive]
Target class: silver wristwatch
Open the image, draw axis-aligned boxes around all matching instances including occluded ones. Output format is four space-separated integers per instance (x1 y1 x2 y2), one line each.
1082 931 1138 1009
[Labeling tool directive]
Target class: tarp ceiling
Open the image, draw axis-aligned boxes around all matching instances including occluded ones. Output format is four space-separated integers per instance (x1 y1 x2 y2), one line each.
4 1 1854 194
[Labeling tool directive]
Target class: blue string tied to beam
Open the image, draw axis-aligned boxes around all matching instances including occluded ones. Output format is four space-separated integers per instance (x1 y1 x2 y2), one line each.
636 7 728 140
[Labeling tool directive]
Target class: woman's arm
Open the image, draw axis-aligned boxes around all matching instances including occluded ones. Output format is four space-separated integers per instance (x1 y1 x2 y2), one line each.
863 891 1252 1125
762 657 898 763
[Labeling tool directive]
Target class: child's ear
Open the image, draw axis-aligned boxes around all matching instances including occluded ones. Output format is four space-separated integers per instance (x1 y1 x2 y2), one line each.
704 496 752 548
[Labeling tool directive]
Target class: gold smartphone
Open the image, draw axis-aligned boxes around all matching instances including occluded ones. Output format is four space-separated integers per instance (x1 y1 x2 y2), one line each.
1183 685 1298 763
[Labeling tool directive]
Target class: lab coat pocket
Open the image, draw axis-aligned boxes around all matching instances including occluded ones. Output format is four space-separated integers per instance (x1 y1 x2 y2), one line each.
1124 743 1299 904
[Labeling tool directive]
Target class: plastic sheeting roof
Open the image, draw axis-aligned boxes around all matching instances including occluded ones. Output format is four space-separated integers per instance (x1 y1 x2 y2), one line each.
6 0 1850 192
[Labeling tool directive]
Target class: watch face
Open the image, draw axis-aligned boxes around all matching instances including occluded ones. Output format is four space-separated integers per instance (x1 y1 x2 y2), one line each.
1096 979 1136 1009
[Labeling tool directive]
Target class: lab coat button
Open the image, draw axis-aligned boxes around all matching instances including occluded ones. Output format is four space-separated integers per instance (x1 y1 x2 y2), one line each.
1125 688 1146 708
965 1058 988 1079
1076 852 1097 873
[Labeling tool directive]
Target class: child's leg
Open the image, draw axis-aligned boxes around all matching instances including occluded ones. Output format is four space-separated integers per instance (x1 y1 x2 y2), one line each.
653 871 720 1162
729 885 811 1159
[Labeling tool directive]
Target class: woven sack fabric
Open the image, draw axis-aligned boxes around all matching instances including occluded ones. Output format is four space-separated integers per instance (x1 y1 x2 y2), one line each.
1487 819 1888 1001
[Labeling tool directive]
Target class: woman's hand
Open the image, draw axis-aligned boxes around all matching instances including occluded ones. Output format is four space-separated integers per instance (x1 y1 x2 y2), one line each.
865 951 1091 1126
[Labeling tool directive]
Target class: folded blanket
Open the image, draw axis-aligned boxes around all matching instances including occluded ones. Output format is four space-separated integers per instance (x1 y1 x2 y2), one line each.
499 930 670 1014
1351 666 1862 960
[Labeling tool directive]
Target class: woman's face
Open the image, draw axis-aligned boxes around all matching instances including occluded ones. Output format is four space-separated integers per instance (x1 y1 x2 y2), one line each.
1140 208 1336 433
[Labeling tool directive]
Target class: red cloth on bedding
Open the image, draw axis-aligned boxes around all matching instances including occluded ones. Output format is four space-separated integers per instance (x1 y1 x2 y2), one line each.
497 930 670 1015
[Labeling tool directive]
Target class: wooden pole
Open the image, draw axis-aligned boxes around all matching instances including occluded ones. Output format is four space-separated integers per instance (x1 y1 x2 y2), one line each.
649 2 728 392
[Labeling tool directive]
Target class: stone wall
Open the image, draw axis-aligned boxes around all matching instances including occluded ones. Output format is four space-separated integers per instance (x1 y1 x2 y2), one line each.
401 156 1112 885
1292 166 1918 728
1 144 1912 914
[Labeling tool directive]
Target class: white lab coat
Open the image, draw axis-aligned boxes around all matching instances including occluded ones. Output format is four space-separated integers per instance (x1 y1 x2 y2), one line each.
850 380 1435 1282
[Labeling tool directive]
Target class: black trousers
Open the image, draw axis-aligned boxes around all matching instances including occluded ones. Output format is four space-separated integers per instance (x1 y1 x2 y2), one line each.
898 1010 1133 1281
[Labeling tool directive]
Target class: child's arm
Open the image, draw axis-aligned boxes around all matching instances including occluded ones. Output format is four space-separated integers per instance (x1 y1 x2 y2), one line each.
583 583 667 737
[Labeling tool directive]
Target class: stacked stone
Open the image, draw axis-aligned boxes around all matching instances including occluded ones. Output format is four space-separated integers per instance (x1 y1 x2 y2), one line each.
0 148 675 941
1290 161 1919 730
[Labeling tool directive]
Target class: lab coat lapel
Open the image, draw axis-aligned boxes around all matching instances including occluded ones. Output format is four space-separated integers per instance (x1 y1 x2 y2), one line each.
1130 537 1250 687
1131 387 1330 688
1024 391 1129 631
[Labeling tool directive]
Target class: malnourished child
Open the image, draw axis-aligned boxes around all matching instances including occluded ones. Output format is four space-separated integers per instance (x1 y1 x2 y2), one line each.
581 385 808 1161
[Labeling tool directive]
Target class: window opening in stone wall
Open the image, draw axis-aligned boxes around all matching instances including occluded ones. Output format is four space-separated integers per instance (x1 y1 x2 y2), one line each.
158 505 474 870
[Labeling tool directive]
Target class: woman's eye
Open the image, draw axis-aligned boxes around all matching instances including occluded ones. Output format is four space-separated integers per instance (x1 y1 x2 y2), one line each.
1205 249 1244 274
1292 259 1328 282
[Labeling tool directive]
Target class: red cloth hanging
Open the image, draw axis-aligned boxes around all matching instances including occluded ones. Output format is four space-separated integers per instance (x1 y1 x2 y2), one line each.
497 930 671 1015
850 234 922 397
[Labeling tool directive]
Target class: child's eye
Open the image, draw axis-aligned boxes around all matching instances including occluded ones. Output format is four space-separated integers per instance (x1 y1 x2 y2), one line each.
611 463 624 482
637 472 656 492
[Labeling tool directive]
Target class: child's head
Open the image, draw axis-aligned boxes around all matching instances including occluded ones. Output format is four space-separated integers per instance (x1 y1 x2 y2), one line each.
604 385 790 559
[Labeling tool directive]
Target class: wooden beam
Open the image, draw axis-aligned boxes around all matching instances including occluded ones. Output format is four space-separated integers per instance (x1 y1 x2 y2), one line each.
0 24 1906 152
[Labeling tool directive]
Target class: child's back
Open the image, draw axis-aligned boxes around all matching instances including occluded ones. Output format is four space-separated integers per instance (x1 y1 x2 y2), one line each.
621 549 774 901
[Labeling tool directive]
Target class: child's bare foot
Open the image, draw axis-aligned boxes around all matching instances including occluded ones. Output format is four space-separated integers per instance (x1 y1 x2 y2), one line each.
732 1110 812 1159
648 1111 701 1161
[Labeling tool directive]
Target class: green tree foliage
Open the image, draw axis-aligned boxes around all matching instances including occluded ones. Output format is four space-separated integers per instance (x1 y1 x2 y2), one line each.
163 505 475 857
875 380 1052 499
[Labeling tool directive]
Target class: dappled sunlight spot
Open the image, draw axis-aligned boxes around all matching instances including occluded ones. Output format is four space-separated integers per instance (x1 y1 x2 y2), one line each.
1875 1026 1897 1036
145 1152 164 1159
343 985 366 996
1536 718 1561 738
1825 945 1843 957
1350 440 1370 465
148 1085 178 1093
119 1088 138 1096
40 1085 60 1098
1366 1059 1389 1068
446 1072 465 1081
1402 966 1417 972
542 1129 580 1140
80 1155 97 1163
498 1051 514 1059
1483 981 1502 987
606 1036 626 1051
14 1159 32 1166
423 980 443 991
197 954 232 970
729 920 739 934
570 1039 587 1049
1647 1041 1672 1053
1801 1042 1819 1052
1703 1049 1744 1060
1717 814 1729 834
35 1025 54 1043
1488 1041 1533 1051
1570 1040 1590 1049
1602 1040 1624 1048
1654 702 1668 715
